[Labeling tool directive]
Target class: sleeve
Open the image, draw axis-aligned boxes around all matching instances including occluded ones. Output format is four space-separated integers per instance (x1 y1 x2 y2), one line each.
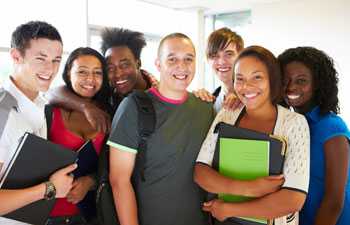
107 96 139 154
281 114 310 194
322 116 350 144
196 109 229 166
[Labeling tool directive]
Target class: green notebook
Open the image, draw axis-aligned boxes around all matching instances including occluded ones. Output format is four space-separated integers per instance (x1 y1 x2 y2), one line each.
218 137 269 224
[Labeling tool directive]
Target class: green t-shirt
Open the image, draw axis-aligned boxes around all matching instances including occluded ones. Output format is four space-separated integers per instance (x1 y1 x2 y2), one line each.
108 90 214 225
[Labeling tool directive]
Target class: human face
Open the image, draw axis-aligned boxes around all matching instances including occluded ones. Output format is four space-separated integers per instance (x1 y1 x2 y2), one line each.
105 46 139 95
11 38 63 99
156 37 195 99
284 61 314 112
234 56 271 110
69 55 103 98
208 42 239 85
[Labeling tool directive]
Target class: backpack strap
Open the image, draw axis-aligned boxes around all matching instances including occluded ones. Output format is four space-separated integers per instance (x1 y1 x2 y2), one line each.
212 86 221 99
131 90 156 182
0 88 18 138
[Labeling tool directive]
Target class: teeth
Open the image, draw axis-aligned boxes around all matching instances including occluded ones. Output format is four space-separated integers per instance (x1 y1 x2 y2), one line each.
174 74 187 80
116 80 128 85
82 85 94 90
217 68 230 72
38 75 51 80
287 94 300 100
244 93 258 99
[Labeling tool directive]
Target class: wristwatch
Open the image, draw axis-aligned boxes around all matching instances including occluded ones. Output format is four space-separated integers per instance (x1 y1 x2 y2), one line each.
44 181 56 200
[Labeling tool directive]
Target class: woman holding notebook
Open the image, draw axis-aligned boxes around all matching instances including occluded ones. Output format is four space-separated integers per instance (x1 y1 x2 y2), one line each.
46 47 111 225
194 46 310 225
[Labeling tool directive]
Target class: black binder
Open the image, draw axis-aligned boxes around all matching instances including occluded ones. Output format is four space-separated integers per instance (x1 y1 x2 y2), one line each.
0 132 78 225
211 122 287 225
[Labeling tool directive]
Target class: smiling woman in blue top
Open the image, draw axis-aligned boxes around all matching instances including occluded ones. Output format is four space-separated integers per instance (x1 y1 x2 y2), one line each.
278 47 350 225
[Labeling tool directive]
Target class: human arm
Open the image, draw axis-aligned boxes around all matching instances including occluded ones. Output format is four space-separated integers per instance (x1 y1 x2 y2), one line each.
66 175 95 204
46 85 110 133
203 189 305 221
0 163 76 215
109 147 139 225
313 136 349 225
194 163 284 197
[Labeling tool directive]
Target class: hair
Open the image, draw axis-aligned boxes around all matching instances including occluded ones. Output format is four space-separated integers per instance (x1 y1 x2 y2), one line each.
62 47 111 111
11 21 62 55
278 47 339 114
157 32 195 58
206 27 244 58
234 45 283 105
100 28 146 60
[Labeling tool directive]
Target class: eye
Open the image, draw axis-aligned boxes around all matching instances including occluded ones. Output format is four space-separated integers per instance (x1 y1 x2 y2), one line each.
185 57 193 62
296 78 307 85
78 70 89 76
168 57 176 63
94 70 103 76
120 62 130 69
254 75 262 80
53 59 61 64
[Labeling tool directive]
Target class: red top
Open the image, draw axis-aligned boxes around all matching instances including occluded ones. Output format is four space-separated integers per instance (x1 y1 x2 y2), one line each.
49 107 105 217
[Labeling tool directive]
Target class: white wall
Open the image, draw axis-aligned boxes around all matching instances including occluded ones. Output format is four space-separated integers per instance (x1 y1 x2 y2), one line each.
244 0 350 123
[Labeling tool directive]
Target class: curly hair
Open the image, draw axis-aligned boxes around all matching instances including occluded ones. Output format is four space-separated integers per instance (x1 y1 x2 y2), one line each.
100 28 146 60
278 47 339 115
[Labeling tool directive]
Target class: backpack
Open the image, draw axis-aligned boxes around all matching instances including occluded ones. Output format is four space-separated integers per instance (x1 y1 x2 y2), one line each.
96 90 156 225
0 88 18 138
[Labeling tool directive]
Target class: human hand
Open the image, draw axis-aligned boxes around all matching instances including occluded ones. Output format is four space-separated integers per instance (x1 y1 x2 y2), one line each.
193 88 216 102
223 93 242 111
66 176 94 204
202 199 229 222
49 164 77 198
248 175 285 197
82 102 111 133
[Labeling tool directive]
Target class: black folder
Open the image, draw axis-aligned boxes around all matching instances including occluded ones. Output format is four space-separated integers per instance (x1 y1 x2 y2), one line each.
211 122 287 225
0 132 78 225
213 122 286 175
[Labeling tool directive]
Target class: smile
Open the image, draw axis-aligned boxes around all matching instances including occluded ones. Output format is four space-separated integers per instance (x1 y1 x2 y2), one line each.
116 80 128 85
217 67 230 72
287 94 300 100
173 74 188 80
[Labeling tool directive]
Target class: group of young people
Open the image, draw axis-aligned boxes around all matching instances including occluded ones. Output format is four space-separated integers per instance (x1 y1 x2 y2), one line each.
0 20 348 225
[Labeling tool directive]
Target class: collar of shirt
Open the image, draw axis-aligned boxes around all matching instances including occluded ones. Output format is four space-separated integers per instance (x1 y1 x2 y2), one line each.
2 77 47 131
305 106 321 124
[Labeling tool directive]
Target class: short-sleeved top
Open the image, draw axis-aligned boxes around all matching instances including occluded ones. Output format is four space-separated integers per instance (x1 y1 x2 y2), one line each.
107 87 214 225
300 106 350 225
0 78 47 225
196 105 310 225
48 107 105 218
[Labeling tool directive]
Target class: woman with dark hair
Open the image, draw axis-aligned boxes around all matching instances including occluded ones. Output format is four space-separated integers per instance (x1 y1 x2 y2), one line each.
46 47 111 225
278 47 350 225
194 46 310 225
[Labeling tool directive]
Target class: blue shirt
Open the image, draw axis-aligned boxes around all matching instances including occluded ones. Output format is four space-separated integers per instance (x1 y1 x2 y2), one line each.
300 106 350 225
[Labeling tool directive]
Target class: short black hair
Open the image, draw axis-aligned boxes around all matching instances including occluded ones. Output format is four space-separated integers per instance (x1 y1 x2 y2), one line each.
157 32 195 58
234 45 283 105
206 27 244 58
62 47 111 112
11 21 62 55
278 47 339 114
100 28 146 60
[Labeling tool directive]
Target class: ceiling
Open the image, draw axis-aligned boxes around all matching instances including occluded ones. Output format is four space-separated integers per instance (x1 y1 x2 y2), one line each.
137 0 284 14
